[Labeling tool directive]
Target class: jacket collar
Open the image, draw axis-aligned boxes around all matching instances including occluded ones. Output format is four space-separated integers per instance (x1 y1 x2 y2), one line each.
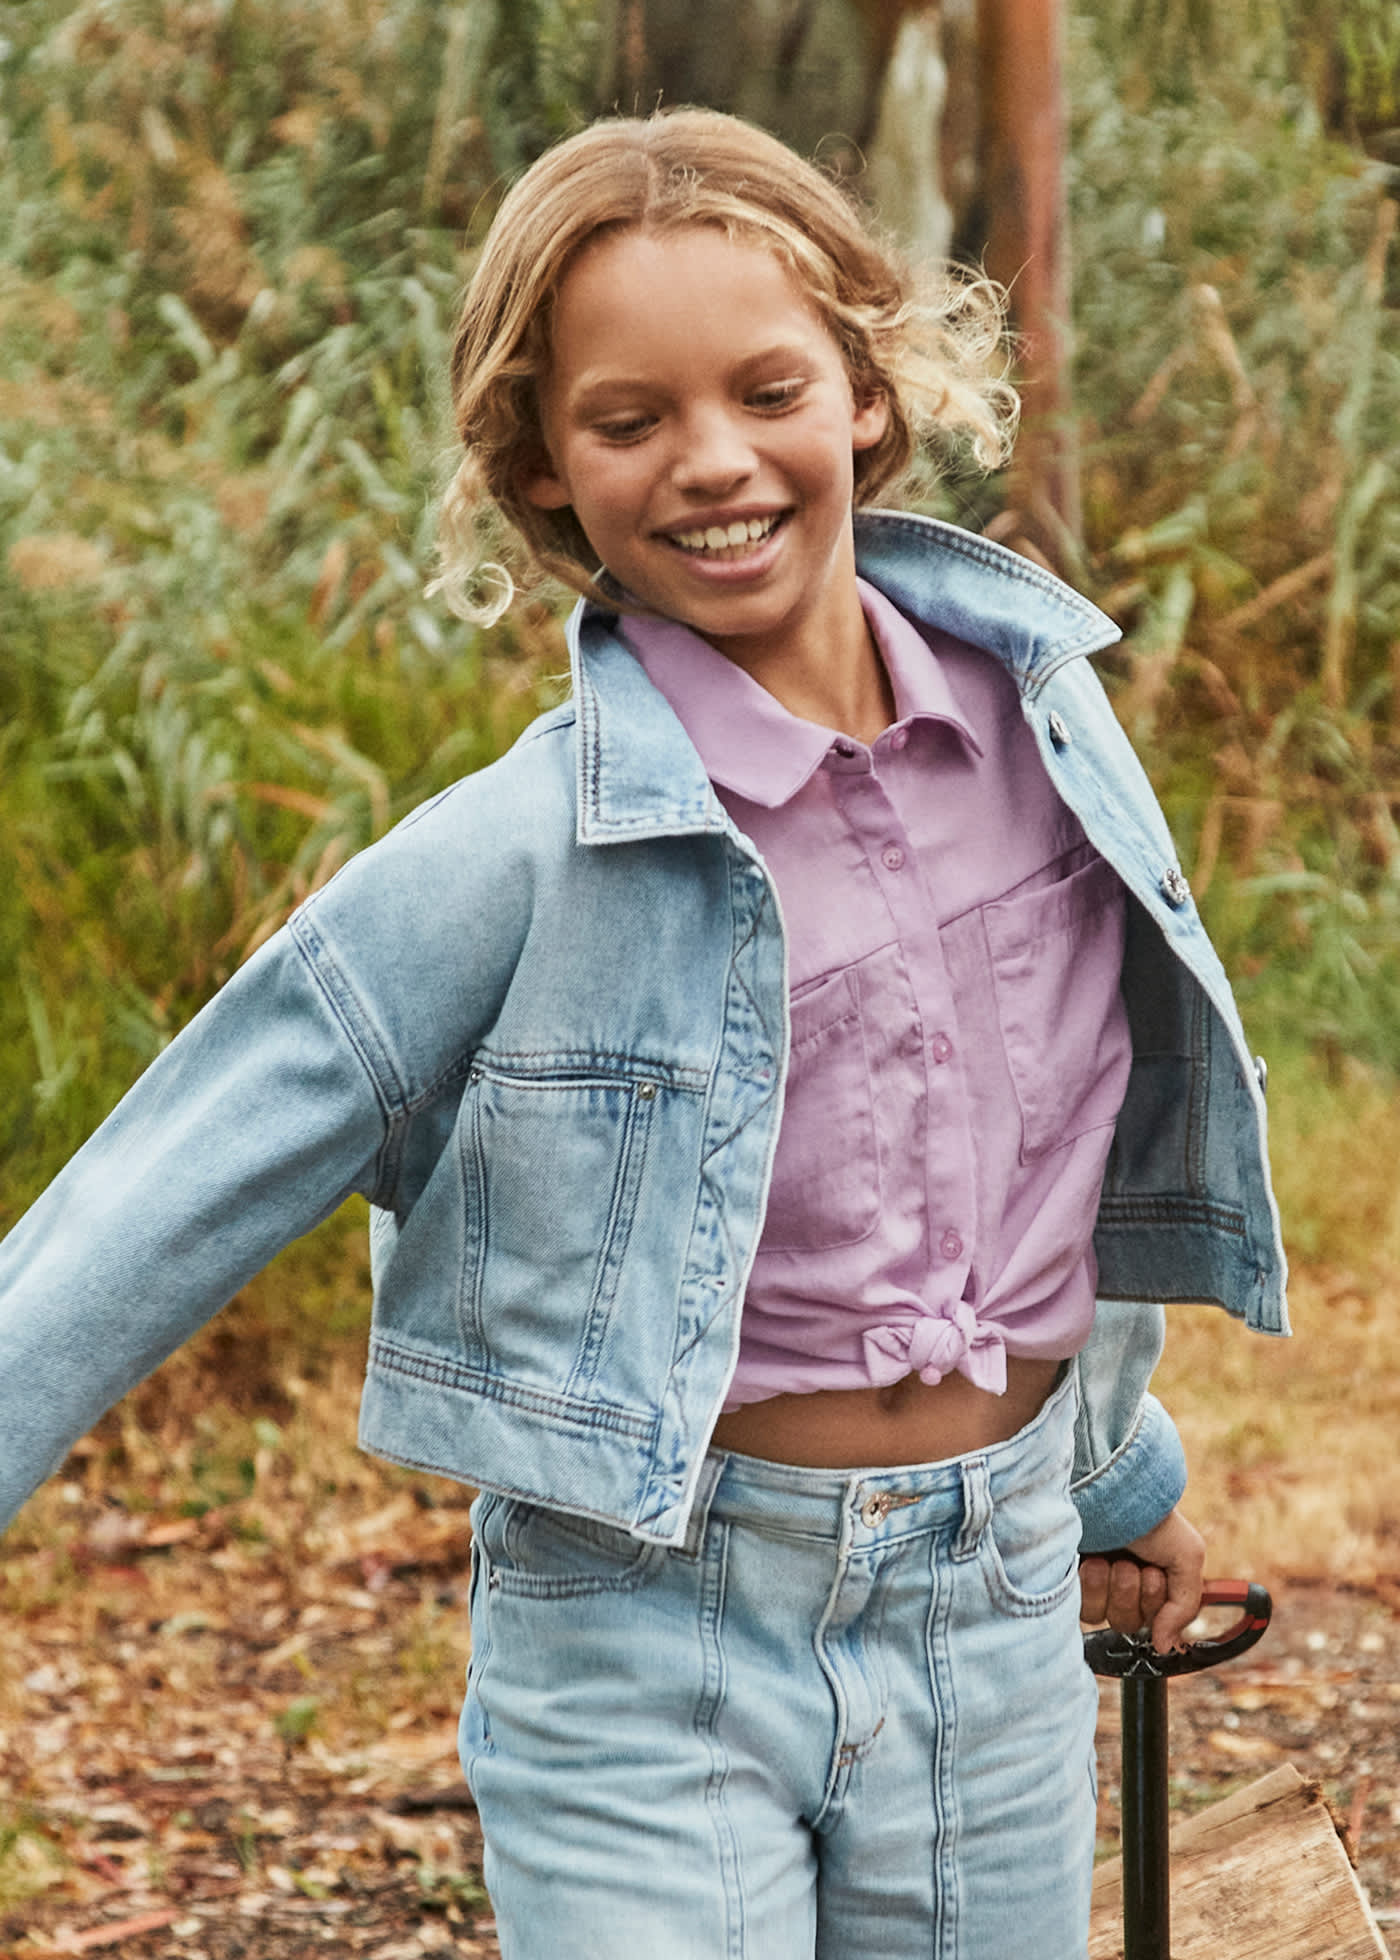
567 508 1121 845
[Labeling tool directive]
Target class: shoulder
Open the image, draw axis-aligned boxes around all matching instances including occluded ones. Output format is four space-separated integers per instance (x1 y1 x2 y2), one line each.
296 701 581 939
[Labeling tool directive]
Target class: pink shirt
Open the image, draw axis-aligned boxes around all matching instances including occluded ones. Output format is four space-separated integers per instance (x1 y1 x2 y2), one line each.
622 581 1132 1409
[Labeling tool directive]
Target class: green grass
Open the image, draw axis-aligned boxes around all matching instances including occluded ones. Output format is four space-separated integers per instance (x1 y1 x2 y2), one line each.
1 0 1397 1274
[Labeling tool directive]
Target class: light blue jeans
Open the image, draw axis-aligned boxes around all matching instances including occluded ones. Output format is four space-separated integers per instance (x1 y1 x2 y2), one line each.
461 1371 1097 1958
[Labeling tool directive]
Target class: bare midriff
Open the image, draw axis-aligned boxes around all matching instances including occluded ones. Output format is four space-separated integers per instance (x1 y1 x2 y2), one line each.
708 1354 1064 1470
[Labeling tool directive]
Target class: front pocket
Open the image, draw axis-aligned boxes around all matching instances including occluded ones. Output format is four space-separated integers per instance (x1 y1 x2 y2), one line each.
459 1064 658 1396
983 854 1131 1165
476 1492 665 1599
761 967 881 1252
980 1473 1082 1619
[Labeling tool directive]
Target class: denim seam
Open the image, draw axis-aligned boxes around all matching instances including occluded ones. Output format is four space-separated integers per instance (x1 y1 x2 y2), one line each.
367 1335 655 1440
924 1531 958 1960
470 1047 708 1091
1068 1392 1145 1497
567 1082 654 1398
1095 1195 1246 1235
694 1520 746 1960
854 511 1114 648
288 912 402 1199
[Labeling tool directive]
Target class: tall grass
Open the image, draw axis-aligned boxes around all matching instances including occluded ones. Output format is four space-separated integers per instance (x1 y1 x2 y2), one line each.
1070 5 1400 1240
1 0 1397 1279
0 1 564 1229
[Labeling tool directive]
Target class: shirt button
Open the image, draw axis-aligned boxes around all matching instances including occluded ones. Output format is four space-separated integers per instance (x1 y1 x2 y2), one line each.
940 1229 964 1261
881 845 905 872
833 739 858 758
930 1032 953 1064
890 727 909 751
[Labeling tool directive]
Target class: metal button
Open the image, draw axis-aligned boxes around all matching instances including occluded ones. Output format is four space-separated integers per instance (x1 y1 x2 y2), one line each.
1253 1055 1268 1096
882 845 905 872
861 1492 893 1528
636 1081 657 1100
1048 710 1071 748
1160 865 1191 907
940 1228 964 1261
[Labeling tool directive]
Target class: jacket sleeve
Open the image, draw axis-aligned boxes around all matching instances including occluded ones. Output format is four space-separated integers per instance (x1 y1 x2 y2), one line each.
0 926 390 1532
1069 1297 1188 1554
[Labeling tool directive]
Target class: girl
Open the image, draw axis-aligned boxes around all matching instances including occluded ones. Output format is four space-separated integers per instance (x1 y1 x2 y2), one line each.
1 110 1286 1958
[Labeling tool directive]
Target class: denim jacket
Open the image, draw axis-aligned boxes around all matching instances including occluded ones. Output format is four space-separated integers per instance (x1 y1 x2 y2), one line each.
0 511 1287 1549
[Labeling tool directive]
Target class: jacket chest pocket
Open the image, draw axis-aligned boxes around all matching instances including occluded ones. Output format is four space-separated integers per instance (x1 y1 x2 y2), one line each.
458 1065 659 1397
983 853 1131 1165
761 967 882 1253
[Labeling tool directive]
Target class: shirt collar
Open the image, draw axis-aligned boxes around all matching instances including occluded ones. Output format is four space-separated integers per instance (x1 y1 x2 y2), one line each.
619 578 982 809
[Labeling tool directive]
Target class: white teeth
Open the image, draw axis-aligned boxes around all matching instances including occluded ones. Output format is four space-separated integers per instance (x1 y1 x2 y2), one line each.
671 514 780 555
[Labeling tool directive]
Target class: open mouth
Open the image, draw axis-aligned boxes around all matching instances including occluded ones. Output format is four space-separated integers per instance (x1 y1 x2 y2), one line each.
665 512 786 559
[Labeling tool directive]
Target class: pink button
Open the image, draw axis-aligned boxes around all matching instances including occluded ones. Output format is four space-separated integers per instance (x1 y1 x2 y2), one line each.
940 1229 964 1261
930 1033 953 1064
890 727 909 751
881 845 905 872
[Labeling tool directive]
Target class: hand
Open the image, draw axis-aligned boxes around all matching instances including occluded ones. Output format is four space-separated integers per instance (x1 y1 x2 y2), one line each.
1079 1506 1206 1655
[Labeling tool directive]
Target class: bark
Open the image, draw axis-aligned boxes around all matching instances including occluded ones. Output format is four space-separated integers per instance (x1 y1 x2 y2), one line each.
977 0 1080 555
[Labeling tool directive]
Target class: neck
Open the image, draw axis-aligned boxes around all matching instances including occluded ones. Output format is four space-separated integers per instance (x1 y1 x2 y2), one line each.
711 582 895 745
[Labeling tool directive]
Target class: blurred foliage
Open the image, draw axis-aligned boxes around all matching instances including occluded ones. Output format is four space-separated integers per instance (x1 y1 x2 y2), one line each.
1071 0 1400 1119
0 0 565 1228
0 0 1397 1281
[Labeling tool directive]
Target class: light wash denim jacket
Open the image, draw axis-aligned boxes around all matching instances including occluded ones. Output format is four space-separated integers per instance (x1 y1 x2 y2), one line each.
0 512 1287 1549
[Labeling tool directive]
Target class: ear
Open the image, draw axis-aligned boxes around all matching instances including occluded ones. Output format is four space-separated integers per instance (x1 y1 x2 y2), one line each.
515 429 572 511
851 387 890 454
520 463 573 511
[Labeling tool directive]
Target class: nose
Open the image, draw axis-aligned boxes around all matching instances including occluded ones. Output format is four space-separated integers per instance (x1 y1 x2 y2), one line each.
671 404 756 497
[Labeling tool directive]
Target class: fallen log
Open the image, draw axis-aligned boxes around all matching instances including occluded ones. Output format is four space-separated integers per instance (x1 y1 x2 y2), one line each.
1088 1763 1388 1959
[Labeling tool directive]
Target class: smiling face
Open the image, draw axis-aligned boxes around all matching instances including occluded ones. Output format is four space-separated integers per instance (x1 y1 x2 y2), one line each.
522 224 888 679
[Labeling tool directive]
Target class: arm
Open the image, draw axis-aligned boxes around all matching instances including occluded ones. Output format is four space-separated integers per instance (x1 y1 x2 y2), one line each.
1070 1296 1204 1651
0 925 389 1530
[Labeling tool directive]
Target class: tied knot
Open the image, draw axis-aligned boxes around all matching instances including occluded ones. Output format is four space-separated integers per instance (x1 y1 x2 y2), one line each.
862 1304 1007 1394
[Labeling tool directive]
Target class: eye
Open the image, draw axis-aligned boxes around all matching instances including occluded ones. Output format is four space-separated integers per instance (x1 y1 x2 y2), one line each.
747 378 806 413
593 412 655 444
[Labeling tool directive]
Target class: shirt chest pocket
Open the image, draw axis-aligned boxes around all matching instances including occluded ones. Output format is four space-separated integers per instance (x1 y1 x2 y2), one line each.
983 853 1131 1165
761 967 882 1253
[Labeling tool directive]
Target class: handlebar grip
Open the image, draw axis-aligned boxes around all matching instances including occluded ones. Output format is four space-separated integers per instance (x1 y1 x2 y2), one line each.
1085 1578 1273 1679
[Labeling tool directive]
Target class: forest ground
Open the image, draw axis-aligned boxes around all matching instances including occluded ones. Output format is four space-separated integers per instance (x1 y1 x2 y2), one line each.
2 1260 1397 1958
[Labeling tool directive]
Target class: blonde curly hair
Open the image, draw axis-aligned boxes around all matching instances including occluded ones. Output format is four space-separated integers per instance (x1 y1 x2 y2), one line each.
431 107 1017 621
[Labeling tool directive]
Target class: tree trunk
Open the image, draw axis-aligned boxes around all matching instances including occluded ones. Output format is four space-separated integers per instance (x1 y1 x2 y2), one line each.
977 0 1080 558
595 0 950 258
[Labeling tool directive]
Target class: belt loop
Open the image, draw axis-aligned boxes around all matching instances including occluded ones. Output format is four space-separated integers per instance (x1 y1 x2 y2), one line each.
677 1452 725 1561
954 1456 992 1561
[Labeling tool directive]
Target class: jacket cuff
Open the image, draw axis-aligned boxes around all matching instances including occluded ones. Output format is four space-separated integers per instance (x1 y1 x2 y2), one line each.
1070 1392 1187 1555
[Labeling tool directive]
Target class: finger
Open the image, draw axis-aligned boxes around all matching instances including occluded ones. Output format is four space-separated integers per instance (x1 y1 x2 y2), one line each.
1106 1556 1149 1633
1104 1562 1166 1632
1147 1553 1205 1654
1149 1574 1202 1654
1078 1556 1110 1625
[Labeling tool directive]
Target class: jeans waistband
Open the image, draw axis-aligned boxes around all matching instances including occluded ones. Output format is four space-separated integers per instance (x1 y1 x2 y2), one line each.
684 1365 1076 1556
